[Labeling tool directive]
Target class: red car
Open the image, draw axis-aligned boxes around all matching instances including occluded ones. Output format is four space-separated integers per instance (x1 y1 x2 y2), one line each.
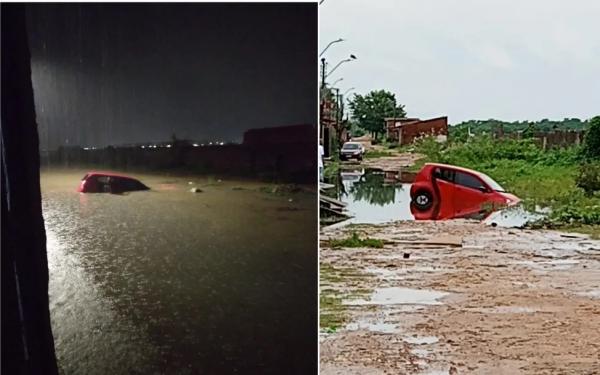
78 172 149 194
409 163 519 220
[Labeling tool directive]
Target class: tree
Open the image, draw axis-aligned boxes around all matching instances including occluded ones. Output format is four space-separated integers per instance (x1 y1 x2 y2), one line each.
348 90 406 140
582 116 600 160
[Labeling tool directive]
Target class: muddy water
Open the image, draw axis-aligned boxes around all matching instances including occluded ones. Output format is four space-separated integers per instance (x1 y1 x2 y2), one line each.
42 168 316 374
334 169 414 223
331 168 546 227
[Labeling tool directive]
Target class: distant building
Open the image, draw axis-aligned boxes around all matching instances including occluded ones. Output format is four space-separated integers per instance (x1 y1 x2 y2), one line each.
385 116 448 145
242 124 316 182
243 124 315 146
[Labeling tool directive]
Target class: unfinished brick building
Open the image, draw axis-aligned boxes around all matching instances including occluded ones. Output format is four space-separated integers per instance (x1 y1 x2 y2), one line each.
385 116 448 145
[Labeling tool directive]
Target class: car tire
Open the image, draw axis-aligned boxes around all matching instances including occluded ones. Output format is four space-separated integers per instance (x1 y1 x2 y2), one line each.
412 189 433 211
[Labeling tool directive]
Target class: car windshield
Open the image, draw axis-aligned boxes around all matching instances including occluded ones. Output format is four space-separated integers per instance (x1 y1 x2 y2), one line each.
478 173 505 192
343 143 359 150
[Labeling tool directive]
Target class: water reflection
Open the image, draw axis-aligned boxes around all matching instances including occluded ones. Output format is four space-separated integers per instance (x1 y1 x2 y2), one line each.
332 169 414 224
328 168 543 227
347 170 397 206
42 168 316 374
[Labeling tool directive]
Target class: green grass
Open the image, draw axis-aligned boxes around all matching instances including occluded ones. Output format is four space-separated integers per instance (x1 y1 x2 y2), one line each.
328 232 384 248
320 263 373 331
320 263 346 330
559 225 600 239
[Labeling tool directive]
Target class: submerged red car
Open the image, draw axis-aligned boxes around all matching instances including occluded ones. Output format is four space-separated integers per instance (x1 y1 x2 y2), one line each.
410 163 519 220
77 172 149 194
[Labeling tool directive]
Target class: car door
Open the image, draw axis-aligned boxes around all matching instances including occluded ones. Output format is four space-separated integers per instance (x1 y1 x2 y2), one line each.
432 167 455 219
453 171 490 217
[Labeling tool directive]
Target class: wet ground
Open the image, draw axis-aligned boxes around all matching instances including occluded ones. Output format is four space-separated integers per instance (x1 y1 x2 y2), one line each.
42 168 317 374
320 221 600 374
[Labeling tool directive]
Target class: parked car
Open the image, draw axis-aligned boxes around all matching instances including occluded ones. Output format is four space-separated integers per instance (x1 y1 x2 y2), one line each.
78 172 149 194
340 142 365 161
409 163 520 220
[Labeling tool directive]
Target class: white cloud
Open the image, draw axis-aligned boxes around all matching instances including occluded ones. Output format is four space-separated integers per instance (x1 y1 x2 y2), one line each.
320 0 600 122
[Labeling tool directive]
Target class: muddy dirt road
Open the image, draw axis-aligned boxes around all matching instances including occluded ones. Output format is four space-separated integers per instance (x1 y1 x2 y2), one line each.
320 220 600 374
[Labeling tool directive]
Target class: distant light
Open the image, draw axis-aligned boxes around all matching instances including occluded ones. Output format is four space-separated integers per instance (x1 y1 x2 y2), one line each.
141 145 145 149
219 142 224 146
166 144 172 148
83 147 89 150
193 143 199 147
200 144 205 146
209 142 213 145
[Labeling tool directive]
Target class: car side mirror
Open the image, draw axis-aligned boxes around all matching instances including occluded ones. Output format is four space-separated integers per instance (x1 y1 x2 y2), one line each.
478 186 489 193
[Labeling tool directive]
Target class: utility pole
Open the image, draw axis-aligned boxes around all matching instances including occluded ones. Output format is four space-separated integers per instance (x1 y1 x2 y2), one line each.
320 58 327 89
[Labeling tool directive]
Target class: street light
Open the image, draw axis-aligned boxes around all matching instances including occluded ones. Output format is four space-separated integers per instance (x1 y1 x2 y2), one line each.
342 87 355 97
330 77 344 87
325 54 357 79
319 38 344 57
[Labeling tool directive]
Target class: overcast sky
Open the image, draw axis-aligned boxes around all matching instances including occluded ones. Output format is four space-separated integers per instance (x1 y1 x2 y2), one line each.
27 3 316 149
320 0 600 124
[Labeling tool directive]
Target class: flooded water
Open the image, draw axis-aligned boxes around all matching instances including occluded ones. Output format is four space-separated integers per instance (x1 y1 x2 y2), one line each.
483 205 546 228
42 168 316 374
403 336 439 345
345 321 400 334
345 287 449 306
332 169 414 224
327 168 546 227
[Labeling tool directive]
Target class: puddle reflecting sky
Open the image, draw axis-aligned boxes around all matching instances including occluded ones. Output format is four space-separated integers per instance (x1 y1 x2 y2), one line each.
333 169 415 224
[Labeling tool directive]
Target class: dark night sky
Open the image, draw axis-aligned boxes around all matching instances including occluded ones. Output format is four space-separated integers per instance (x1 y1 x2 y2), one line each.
25 3 317 150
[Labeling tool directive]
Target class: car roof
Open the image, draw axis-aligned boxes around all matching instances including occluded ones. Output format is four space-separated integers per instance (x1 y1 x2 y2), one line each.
85 171 138 179
343 142 362 145
424 163 487 178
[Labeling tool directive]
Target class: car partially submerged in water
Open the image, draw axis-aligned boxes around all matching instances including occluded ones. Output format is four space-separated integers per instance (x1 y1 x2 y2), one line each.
410 163 520 220
78 172 149 194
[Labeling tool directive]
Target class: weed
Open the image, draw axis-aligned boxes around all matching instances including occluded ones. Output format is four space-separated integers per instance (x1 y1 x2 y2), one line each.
364 150 393 159
329 232 384 248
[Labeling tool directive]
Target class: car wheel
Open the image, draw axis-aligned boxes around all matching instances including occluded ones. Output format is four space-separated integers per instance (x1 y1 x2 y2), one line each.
412 189 433 211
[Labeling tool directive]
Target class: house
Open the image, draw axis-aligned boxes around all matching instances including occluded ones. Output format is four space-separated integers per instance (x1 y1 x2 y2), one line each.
385 116 448 145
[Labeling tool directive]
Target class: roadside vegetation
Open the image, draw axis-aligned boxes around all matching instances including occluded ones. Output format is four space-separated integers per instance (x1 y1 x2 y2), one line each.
407 116 600 234
329 232 385 248
451 118 589 137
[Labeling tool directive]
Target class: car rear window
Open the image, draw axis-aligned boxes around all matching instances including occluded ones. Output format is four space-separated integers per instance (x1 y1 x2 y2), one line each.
455 171 484 190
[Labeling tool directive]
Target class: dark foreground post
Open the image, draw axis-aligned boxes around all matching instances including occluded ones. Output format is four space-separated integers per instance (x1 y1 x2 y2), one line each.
1 4 59 374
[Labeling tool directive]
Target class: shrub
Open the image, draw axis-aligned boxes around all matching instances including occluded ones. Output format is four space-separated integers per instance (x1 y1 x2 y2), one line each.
582 116 600 160
329 232 384 248
576 163 600 196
